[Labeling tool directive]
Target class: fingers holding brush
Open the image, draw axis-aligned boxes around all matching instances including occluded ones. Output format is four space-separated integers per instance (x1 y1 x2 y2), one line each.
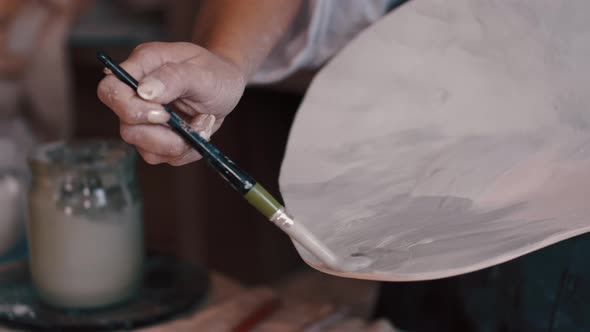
98 74 170 125
119 113 219 166
97 42 245 166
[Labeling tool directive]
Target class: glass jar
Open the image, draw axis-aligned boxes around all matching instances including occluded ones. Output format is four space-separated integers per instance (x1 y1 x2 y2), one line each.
27 140 144 309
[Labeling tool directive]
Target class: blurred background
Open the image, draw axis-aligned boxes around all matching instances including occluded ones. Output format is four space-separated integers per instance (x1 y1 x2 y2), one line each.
0 0 318 285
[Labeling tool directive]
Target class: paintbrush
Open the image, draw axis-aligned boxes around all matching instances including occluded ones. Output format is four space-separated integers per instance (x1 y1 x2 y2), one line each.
96 51 353 271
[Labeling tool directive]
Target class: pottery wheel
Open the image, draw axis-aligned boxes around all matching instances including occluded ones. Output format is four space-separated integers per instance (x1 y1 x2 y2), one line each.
0 256 209 331
280 0 590 281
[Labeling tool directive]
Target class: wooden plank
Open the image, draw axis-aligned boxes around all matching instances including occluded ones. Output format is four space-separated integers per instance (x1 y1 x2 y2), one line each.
276 268 379 320
324 318 367 332
139 287 277 332
364 319 400 332
252 300 335 332
208 272 244 304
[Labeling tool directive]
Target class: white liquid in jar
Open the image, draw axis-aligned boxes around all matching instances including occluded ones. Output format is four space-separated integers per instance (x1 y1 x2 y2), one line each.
27 195 143 309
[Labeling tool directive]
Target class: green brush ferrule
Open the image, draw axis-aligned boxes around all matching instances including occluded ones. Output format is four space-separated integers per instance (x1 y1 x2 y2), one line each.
244 183 282 219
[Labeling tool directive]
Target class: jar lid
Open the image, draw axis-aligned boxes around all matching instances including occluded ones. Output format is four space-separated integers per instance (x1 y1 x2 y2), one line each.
29 140 136 175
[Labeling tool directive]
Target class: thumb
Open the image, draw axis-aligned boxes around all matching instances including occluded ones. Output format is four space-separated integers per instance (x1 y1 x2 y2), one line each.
136 55 245 116
137 62 195 105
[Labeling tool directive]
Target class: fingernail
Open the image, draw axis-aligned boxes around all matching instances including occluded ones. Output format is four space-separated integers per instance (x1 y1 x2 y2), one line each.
199 131 212 141
138 78 165 100
103 68 112 75
205 114 216 132
147 110 170 124
198 115 216 140
194 114 208 127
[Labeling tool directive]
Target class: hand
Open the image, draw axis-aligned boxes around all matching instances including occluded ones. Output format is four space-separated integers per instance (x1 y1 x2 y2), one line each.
97 42 246 165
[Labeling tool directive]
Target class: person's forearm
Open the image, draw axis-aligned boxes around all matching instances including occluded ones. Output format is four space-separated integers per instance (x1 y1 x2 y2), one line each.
193 0 303 79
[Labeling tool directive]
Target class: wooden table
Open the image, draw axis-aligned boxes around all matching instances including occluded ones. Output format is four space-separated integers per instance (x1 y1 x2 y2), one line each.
139 268 400 332
0 267 400 332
